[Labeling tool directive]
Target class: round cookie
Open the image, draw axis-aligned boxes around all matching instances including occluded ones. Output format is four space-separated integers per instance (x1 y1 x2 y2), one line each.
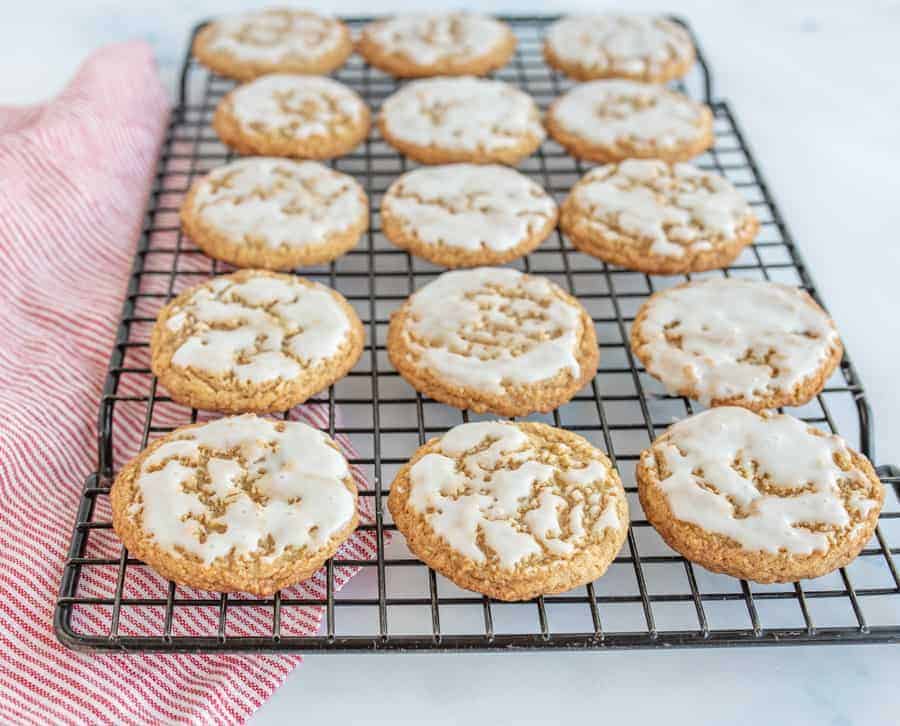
546 80 713 163
636 407 883 583
111 414 359 595
560 160 758 273
630 278 843 410
357 12 516 78
387 267 598 416
389 420 629 601
213 74 370 159
150 270 364 413
380 164 558 267
543 14 695 83
378 77 545 165
193 9 353 81
180 158 368 270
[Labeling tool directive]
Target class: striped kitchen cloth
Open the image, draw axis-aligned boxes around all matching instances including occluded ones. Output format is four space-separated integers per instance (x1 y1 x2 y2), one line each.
0 41 377 724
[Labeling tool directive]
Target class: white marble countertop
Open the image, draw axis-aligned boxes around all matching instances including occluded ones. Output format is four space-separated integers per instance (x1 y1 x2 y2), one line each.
5 1 899 723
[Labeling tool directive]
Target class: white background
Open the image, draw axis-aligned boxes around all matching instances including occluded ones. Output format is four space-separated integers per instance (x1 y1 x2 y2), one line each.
4 1 899 724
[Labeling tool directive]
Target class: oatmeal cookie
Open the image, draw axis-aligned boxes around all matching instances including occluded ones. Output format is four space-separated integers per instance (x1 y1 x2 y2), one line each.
387 267 598 416
150 270 364 413
636 407 883 583
111 414 359 595
389 420 628 601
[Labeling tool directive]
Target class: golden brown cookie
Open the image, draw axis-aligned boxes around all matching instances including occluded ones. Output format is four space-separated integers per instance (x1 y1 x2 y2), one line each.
357 12 516 78
636 407 883 583
193 9 353 81
111 414 359 595
387 267 598 416
389 420 629 601
560 160 758 274
630 278 843 411
543 14 695 83
378 77 545 165
546 80 713 163
150 270 364 413
180 157 368 270
380 164 557 268
213 74 370 159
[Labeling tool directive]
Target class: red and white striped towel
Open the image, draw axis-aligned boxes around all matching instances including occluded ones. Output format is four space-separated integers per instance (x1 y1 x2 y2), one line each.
0 41 377 724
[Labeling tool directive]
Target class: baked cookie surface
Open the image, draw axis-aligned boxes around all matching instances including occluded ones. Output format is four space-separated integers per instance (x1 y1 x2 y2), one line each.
213 74 370 159
180 157 368 270
630 278 843 410
560 160 758 273
150 270 364 413
636 407 883 583
358 12 516 77
378 77 545 165
111 414 359 595
381 164 558 267
387 267 598 416
193 9 352 81
544 14 695 83
546 80 713 163
389 420 628 601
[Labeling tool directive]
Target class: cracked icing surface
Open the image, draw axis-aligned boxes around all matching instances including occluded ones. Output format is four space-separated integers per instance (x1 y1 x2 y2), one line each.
381 164 557 263
389 421 628 600
163 273 349 380
182 157 367 267
111 415 358 594
560 160 758 270
394 268 582 393
227 75 366 139
379 77 545 164
631 278 842 409
387 267 598 416
547 79 712 162
544 14 694 82
214 74 370 159
151 270 363 413
360 12 512 69
202 9 348 64
639 408 882 559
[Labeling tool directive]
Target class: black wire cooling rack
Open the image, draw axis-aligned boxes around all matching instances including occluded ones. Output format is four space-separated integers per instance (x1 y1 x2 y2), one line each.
55 16 900 653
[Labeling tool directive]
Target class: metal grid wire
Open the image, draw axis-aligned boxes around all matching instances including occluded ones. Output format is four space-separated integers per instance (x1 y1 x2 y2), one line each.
55 16 900 652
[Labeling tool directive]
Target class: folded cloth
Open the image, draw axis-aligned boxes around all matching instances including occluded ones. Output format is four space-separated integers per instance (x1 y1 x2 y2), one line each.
0 42 376 724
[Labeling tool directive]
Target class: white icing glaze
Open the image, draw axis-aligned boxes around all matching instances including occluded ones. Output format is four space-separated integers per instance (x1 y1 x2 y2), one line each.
380 77 545 152
382 164 556 252
206 9 346 63
165 273 351 383
364 12 508 66
133 415 355 564
546 15 693 77
569 160 753 257
190 158 365 250
635 278 840 406
400 267 585 394
408 421 620 569
229 75 366 139
551 79 708 149
651 408 879 554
